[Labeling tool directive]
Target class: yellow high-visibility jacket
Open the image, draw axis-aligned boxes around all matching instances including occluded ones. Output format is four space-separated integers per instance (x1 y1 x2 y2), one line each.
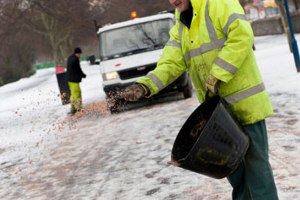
137 0 273 125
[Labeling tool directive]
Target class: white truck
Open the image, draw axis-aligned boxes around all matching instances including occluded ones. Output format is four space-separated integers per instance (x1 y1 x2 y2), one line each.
97 12 192 111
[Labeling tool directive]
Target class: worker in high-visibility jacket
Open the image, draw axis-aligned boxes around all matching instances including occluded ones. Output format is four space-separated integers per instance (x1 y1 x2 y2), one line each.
122 0 279 199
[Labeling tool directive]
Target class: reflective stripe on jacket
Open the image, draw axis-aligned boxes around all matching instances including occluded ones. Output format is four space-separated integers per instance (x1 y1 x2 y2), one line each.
136 0 273 125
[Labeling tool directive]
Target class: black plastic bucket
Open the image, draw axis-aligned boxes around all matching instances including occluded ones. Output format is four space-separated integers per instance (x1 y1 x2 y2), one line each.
171 95 249 179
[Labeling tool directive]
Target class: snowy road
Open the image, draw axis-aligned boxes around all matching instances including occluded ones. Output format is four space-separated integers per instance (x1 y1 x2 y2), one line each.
0 34 300 200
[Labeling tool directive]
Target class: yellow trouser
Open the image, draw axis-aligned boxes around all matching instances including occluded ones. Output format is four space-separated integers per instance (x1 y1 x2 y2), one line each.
68 82 82 113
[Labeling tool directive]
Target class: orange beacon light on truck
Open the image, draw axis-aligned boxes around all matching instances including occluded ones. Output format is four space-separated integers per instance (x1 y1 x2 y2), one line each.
131 11 138 19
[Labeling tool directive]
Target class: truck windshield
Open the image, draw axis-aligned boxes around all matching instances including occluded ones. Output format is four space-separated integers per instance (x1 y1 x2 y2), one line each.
99 18 173 60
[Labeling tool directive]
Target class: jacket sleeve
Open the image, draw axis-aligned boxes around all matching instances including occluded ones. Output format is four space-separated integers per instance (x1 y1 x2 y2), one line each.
136 16 187 96
75 59 85 77
209 0 254 83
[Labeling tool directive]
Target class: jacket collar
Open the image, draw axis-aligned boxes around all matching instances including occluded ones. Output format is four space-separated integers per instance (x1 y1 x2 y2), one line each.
175 0 207 21
180 2 193 28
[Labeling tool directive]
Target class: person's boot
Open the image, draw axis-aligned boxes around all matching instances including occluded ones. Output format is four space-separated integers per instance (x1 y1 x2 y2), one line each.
68 104 77 115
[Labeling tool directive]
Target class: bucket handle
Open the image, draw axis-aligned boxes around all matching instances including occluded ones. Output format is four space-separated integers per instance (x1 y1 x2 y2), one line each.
205 91 229 107
205 91 242 127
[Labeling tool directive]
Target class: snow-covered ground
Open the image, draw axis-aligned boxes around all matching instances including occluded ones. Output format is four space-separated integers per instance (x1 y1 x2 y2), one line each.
0 34 300 200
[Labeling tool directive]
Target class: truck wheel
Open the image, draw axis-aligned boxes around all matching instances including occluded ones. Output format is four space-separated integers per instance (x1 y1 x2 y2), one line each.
183 78 193 99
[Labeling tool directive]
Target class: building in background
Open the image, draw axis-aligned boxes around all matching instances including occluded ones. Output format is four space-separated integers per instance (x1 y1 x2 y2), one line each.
264 0 279 17
243 0 277 20
242 0 299 21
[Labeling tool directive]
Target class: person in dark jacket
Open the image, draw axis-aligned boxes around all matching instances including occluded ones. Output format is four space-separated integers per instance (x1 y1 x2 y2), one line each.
67 47 86 114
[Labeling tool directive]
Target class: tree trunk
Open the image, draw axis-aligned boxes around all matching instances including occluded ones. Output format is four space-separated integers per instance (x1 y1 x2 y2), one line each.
292 0 299 10
276 0 293 52
39 11 71 65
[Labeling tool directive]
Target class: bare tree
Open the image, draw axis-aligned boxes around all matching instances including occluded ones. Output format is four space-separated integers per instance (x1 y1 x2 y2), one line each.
0 0 172 86
0 0 36 85
0 0 108 85
275 0 295 52
20 0 104 65
97 0 172 25
292 0 300 10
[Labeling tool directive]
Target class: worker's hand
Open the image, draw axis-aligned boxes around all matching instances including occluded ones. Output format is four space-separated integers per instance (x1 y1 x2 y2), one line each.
121 84 149 102
82 74 87 78
205 75 219 95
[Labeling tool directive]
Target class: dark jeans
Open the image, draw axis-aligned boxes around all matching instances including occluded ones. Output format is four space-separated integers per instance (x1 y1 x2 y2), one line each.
227 120 279 200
